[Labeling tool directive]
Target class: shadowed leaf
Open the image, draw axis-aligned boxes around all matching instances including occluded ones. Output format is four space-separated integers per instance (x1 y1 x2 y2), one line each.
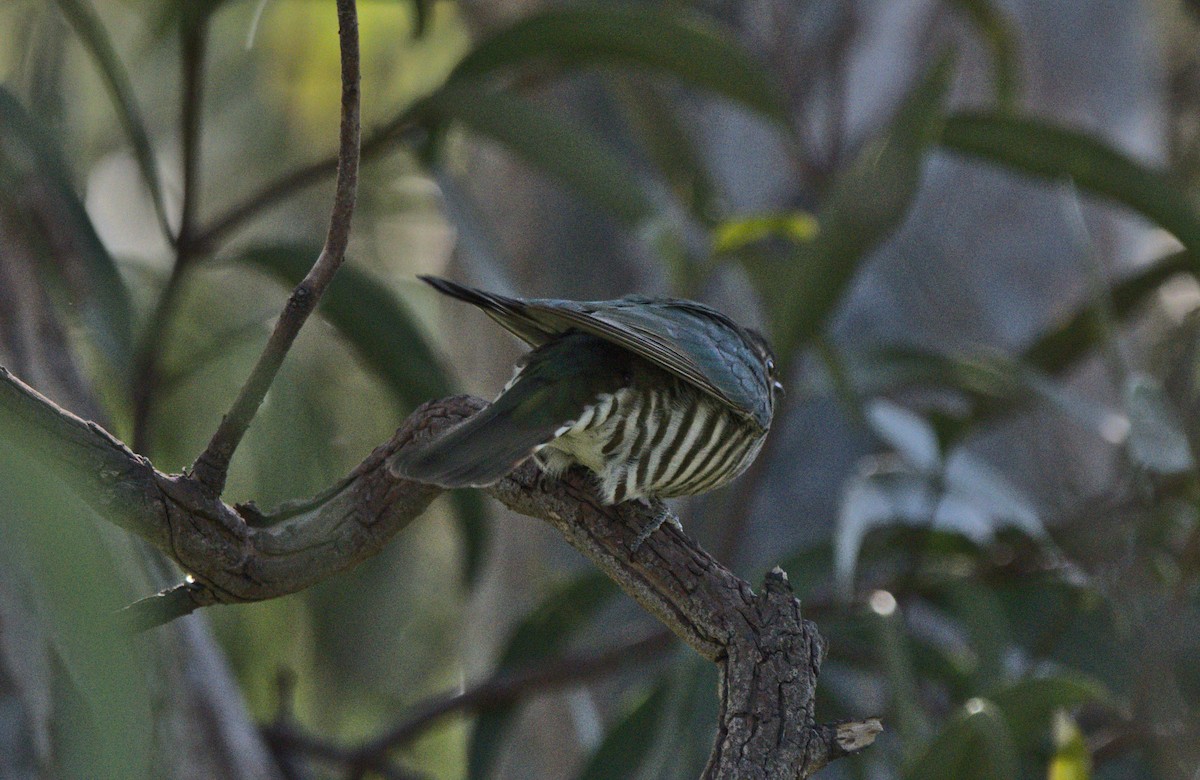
450 5 788 125
469 572 619 780
746 54 953 360
234 245 489 582
0 87 133 377
942 113 1200 260
421 85 654 225
575 681 668 780
52 0 171 240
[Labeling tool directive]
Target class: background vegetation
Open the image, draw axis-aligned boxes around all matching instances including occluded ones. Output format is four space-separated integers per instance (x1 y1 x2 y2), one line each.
1 0 1199 778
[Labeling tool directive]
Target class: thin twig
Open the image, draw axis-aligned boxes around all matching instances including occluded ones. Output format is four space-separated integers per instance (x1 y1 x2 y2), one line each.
191 0 361 494
130 9 209 453
350 631 673 769
264 726 425 780
192 113 419 254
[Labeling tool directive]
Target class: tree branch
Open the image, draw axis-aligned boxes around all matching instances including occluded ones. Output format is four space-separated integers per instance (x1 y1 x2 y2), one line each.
0 370 878 777
262 632 672 776
130 6 210 453
191 0 362 495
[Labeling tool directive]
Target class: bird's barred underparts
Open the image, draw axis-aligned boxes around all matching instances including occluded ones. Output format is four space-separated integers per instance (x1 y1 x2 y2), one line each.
533 380 766 505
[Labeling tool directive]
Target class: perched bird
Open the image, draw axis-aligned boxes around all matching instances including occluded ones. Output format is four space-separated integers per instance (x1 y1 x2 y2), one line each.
393 276 781 546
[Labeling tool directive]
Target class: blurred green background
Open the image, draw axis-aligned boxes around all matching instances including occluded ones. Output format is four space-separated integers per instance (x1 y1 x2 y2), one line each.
2 0 1200 778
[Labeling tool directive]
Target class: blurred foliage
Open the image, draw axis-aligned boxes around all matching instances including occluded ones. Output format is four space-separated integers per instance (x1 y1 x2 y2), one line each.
2 0 1200 778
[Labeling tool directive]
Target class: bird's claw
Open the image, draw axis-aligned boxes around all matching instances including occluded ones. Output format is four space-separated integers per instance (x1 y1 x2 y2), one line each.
630 500 680 552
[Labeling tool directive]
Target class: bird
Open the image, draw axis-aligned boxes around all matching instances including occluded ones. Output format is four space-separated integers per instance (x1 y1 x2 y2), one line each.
392 276 782 547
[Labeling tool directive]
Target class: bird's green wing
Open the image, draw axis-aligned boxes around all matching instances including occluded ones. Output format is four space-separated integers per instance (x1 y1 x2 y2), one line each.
522 299 772 429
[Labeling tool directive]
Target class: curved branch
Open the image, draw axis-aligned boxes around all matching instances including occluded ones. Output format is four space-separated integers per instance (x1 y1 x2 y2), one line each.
191 0 362 495
0 370 878 777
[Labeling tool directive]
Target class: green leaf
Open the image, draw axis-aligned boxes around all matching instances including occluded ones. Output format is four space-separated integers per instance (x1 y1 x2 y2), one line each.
902 699 1019 780
929 581 1011 690
448 489 489 585
611 77 718 221
1048 711 1093 780
0 87 133 377
234 244 450 410
747 54 953 360
1023 250 1191 374
987 674 1116 749
944 0 1019 107
421 85 654 225
450 6 788 125
713 211 819 252
575 681 668 780
0 447 155 779
874 601 931 752
941 113 1200 260
648 652 719 780
52 0 171 240
469 572 620 780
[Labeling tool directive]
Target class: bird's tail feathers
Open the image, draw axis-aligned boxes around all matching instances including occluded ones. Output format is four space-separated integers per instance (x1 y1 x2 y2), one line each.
391 402 556 489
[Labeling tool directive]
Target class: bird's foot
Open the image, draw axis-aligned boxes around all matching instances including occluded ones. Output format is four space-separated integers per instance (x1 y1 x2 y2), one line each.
630 499 680 552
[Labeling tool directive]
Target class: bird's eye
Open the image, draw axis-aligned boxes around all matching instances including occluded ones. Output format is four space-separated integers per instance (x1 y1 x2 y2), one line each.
766 358 775 373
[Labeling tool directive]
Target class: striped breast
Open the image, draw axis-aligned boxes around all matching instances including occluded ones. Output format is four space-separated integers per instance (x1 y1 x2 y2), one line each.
534 377 767 504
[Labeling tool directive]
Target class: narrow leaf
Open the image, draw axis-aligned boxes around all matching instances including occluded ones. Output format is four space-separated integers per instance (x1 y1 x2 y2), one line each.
53 0 172 240
942 113 1200 260
1023 250 1190 373
713 211 819 252
450 6 788 125
902 699 1018 780
987 674 1116 749
1048 711 1093 780
0 88 133 377
945 0 1019 107
575 681 668 780
469 572 620 780
748 54 953 359
235 244 451 409
421 84 654 225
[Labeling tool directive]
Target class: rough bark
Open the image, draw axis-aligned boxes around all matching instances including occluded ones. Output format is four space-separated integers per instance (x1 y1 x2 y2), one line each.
0 372 877 777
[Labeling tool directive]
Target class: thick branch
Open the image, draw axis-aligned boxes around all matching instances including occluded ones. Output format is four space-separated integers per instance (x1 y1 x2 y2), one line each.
0 372 877 777
191 0 361 494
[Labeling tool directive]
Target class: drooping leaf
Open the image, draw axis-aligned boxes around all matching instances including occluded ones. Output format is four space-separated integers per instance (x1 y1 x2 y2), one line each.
420 84 654 226
0 87 133 378
902 699 1018 780
987 674 1116 749
1048 711 1093 780
469 572 620 780
945 0 1019 107
873 598 930 752
52 0 171 240
575 681 668 780
449 5 788 125
612 76 718 223
1023 250 1190 374
646 651 719 780
0 445 155 780
448 489 489 584
941 113 1200 260
747 54 953 360
928 580 1012 690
